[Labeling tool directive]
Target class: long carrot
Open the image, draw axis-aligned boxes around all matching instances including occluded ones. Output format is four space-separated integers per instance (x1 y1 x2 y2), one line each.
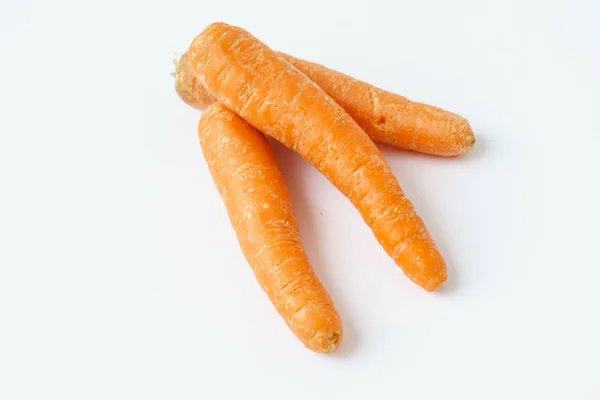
175 48 474 157
198 102 342 353
188 23 447 291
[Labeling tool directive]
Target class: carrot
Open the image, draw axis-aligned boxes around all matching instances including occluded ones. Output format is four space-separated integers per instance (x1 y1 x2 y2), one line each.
175 49 474 157
198 102 342 353
188 23 447 291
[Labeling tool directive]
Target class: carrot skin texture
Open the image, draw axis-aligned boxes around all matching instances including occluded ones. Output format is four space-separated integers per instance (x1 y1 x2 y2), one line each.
198 103 342 353
281 54 475 157
175 49 474 156
189 23 447 291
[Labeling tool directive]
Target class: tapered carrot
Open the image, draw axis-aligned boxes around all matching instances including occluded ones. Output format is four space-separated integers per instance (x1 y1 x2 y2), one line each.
199 103 342 353
175 48 474 156
187 23 447 291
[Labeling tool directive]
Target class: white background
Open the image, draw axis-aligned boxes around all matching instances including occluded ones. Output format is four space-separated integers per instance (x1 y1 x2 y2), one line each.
1 0 599 398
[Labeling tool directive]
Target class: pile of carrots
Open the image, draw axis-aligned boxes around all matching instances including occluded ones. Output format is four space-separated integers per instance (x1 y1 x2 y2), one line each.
175 22 475 353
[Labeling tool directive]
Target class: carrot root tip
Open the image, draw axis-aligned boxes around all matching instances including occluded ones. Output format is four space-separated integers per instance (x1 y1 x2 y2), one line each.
312 331 342 353
423 272 448 292
327 332 341 351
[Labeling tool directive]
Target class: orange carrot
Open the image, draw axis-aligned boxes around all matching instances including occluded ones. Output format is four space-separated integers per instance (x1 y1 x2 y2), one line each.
188 23 447 291
198 102 342 353
175 49 474 156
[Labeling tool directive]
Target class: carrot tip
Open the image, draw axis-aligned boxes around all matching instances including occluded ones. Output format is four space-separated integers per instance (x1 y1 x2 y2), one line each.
327 332 341 351
324 332 341 353
311 330 342 353
421 271 448 292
